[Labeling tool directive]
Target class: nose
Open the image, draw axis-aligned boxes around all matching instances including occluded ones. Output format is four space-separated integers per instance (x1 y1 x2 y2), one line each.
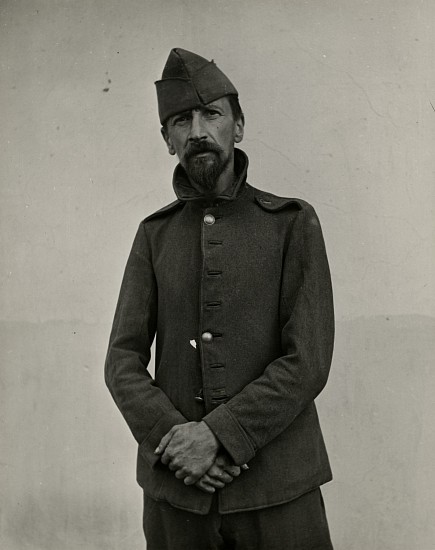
188 111 207 142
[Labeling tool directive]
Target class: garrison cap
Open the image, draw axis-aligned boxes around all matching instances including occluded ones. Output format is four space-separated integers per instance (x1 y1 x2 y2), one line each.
155 48 238 124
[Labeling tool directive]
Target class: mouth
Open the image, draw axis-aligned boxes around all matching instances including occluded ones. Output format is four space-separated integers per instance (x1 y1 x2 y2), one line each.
193 151 214 158
188 150 218 163
186 143 221 159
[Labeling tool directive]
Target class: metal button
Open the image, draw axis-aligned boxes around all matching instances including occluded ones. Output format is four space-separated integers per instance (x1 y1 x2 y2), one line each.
204 214 215 225
194 389 204 403
201 331 213 343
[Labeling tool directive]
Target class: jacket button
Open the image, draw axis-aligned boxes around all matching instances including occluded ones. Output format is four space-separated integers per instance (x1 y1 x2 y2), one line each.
204 214 215 225
195 389 204 403
201 331 213 343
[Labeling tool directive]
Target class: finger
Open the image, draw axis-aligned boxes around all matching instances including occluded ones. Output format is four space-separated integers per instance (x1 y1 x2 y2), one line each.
155 429 174 454
207 478 225 489
208 463 234 483
160 451 171 465
219 472 234 484
208 470 233 484
175 469 187 479
161 448 176 465
224 465 241 477
207 464 223 477
214 455 227 468
200 474 225 489
184 474 201 486
195 479 216 494
168 461 179 471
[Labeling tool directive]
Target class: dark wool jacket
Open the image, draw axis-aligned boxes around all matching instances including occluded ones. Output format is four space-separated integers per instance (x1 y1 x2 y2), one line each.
105 149 334 515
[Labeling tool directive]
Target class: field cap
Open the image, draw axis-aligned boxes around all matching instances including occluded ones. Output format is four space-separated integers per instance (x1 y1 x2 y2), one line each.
155 48 238 124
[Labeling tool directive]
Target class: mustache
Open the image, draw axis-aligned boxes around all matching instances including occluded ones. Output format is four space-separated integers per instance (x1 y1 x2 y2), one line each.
183 141 224 161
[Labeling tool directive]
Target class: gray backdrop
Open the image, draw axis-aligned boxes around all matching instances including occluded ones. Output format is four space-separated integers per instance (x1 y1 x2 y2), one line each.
1 1 434 549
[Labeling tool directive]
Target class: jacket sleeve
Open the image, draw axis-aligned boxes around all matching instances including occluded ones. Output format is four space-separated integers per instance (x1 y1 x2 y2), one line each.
105 222 188 467
203 204 334 466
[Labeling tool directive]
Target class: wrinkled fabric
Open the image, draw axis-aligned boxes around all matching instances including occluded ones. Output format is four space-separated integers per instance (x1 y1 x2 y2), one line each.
105 149 334 514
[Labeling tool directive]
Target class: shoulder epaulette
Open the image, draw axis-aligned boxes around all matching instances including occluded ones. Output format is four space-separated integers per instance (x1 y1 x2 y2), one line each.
143 199 184 222
254 190 305 213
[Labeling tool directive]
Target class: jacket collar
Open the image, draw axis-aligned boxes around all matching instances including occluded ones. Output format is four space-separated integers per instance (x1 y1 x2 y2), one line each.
172 148 249 202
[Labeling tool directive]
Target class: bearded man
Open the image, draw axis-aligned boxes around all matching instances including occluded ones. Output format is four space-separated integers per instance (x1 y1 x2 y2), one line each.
105 47 335 550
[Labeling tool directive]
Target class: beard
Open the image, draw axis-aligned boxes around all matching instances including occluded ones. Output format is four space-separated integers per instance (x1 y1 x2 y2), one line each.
181 141 228 192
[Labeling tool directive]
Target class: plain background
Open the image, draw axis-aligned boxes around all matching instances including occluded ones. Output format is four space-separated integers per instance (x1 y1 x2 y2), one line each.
1 1 434 548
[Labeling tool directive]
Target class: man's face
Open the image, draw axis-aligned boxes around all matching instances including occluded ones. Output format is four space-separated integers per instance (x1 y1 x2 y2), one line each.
161 96 244 192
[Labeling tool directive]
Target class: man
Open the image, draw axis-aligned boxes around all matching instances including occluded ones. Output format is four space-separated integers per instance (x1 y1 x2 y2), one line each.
105 48 334 549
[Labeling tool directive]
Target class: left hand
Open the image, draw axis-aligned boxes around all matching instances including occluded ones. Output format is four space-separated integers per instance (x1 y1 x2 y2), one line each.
195 452 242 494
155 421 220 485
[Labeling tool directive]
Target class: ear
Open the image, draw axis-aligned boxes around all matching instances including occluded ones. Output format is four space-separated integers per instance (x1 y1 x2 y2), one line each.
234 117 244 144
161 126 176 155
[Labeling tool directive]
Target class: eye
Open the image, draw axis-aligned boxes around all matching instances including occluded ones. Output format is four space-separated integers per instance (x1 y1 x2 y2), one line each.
172 114 191 126
204 109 220 119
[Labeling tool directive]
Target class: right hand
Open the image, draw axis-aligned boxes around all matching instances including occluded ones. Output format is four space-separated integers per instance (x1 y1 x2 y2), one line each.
195 453 242 494
155 421 220 485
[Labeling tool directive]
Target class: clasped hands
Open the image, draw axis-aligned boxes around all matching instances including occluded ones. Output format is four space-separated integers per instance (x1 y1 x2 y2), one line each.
154 421 243 494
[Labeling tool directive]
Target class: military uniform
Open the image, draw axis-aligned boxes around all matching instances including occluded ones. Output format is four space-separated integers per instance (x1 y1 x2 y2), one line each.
106 48 335 549
105 148 334 512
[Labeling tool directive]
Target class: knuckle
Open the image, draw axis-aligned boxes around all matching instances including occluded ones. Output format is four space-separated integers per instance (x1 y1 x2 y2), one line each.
169 460 180 471
163 449 173 460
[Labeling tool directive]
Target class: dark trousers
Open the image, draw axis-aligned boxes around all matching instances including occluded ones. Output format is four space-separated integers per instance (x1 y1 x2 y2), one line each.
143 488 333 550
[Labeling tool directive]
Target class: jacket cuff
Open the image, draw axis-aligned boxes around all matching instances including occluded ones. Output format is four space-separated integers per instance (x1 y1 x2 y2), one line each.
203 404 256 466
138 410 187 468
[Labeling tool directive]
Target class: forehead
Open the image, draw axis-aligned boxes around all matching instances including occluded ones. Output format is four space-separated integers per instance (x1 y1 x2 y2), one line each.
169 96 232 119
